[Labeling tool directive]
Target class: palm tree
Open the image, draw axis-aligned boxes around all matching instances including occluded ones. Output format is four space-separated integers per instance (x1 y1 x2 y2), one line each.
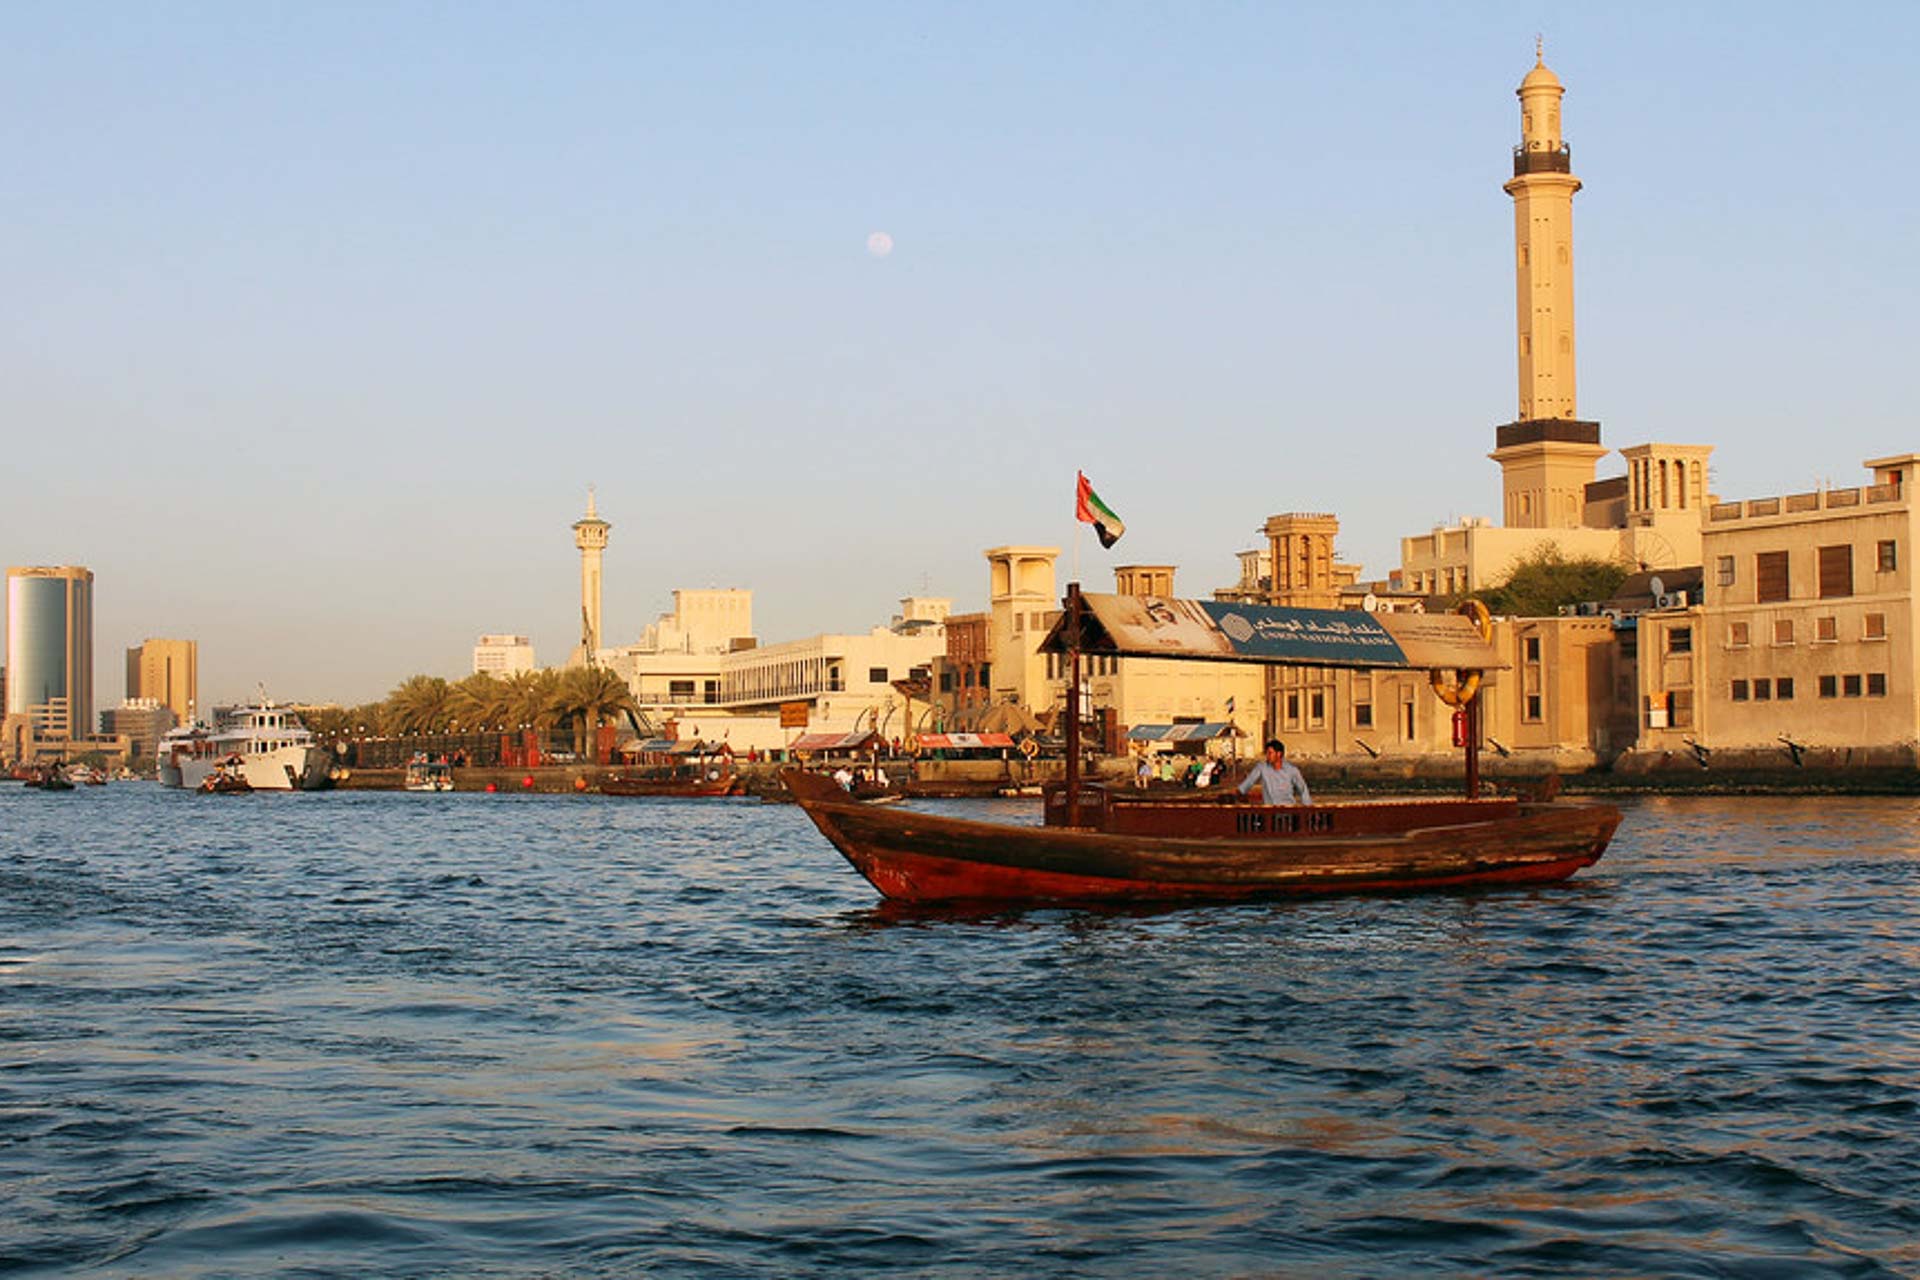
555 666 640 758
385 675 454 735
450 673 513 732
504 669 563 747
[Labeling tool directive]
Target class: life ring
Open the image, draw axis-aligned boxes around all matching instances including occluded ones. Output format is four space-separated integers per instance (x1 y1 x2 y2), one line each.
1429 599 1492 708
1019 737 1039 758
903 738 921 757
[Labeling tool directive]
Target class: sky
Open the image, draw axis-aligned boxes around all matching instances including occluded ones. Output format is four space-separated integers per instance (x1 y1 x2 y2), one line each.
5 2 1917 708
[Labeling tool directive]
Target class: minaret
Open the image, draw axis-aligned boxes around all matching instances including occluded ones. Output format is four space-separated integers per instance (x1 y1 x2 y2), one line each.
1490 42 1606 530
572 487 611 662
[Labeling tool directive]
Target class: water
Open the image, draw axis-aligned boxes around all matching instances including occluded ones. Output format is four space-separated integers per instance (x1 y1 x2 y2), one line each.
3 784 1918 1278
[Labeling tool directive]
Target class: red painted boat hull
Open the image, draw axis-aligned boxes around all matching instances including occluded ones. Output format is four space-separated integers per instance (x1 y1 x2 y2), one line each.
784 769 1619 906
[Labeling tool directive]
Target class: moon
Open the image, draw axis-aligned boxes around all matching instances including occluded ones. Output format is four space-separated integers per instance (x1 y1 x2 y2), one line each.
866 231 894 258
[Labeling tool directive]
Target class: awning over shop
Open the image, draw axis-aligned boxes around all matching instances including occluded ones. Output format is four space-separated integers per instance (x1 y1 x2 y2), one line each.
915 732 1016 750
1125 722 1243 743
789 731 884 753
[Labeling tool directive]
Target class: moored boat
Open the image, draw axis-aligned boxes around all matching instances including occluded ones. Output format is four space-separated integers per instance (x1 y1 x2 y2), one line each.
198 756 254 794
786 585 1623 906
602 739 744 797
159 700 332 792
404 758 455 792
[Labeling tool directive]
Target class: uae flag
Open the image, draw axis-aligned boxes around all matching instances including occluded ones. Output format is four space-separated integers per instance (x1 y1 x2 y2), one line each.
1074 471 1126 548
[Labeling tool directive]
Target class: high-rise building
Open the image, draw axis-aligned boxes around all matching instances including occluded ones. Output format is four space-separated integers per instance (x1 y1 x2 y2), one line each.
473 634 536 676
126 637 198 727
102 697 177 764
5 565 94 738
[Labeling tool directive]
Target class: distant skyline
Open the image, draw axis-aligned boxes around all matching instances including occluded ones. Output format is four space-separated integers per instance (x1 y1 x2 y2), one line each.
5 3 1917 707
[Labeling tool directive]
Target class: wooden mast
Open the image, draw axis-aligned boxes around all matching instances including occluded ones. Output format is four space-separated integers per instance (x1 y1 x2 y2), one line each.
1063 582 1083 828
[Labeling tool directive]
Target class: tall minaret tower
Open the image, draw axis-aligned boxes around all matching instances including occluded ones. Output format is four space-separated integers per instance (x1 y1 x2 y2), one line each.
1490 42 1606 530
572 487 611 663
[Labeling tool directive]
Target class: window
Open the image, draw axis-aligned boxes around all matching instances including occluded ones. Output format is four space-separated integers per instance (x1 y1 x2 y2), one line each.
1731 679 1749 702
1309 692 1326 727
1818 545 1854 598
669 679 696 701
703 679 720 704
939 672 954 693
1670 689 1694 728
1354 702 1373 728
1819 674 1838 698
1879 540 1898 572
1773 619 1795 646
1843 674 1863 697
1777 678 1794 700
1815 616 1838 643
1717 555 1735 587
1668 627 1692 654
1524 636 1542 662
978 663 990 689
1727 620 1750 648
1753 679 1772 701
1285 693 1301 727
867 667 888 685
1865 613 1887 640
1868 673 1887 696
1756 550 1790 603
1525 694 1543 721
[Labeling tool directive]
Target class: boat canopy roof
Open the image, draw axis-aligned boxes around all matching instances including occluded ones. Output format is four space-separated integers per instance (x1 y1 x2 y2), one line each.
790 731 885 753
621 738 729 756
1038 594 1506 671
1126 722 1244 742
915 732 1017 750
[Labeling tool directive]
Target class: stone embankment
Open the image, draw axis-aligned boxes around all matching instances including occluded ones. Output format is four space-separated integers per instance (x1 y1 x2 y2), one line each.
332 747 1920 798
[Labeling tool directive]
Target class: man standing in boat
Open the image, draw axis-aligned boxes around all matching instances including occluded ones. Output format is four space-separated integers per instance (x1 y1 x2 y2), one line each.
1237 739 1313 806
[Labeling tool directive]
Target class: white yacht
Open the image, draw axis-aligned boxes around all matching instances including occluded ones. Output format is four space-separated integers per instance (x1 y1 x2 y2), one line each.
157 701 333 792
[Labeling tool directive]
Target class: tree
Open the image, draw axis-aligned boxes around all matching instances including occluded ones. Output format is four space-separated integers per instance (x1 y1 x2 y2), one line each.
450 673 513 732
554 666 640 757
384 675 455 734
1473 545 1632 618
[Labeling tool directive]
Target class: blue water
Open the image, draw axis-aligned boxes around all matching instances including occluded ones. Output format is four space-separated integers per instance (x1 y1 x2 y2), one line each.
2 784 1917 1278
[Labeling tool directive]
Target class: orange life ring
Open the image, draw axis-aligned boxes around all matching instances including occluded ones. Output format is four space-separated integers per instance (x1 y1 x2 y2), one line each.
1430 599 1492 708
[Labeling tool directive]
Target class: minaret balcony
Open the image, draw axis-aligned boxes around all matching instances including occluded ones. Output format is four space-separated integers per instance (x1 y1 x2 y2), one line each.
1512 144 1572 176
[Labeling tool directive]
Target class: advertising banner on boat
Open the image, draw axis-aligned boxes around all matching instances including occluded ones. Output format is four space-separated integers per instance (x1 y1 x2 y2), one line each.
1048 594 1504 671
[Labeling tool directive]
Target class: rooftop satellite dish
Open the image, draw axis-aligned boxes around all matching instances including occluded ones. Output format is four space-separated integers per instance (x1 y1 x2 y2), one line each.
1648 575 1666 598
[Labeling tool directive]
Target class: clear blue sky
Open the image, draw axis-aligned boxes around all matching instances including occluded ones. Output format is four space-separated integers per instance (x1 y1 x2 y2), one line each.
5 3 1916 707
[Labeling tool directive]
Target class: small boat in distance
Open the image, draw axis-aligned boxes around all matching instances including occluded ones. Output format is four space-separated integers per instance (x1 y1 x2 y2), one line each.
785 586 1622 907
198 756 253 794
602 739 744 797
404 759 455 792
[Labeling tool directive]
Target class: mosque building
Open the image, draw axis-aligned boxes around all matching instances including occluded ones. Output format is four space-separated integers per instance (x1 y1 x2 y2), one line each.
1397 45 1714 598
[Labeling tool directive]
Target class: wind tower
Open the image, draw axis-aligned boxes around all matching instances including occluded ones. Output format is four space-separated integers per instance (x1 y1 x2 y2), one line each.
572 488 611 663
1490 42 1606 530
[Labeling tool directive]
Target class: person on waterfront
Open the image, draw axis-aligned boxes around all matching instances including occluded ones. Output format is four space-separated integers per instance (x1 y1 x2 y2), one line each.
832 765 854 791
1237 739 1312 806
1135 756 1152 789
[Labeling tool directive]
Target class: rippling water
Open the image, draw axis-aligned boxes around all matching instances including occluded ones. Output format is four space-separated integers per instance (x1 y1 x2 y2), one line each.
3 784 1918 1277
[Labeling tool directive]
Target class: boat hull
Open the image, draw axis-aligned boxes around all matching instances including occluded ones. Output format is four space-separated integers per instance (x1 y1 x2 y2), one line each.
165 746 332 792
784 769 1619 905
601 775 743 797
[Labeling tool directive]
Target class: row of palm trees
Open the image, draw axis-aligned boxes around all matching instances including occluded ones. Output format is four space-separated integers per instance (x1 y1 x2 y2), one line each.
302 668 643 758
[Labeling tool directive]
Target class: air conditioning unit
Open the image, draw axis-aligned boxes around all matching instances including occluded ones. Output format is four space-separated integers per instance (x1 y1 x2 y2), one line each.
1655 591 1691 609
1601 608 1624 621
1575 601 1600 617
1557 603 1576 616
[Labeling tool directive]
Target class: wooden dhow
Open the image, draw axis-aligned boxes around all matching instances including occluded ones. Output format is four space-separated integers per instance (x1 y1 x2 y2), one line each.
787 585 1623 906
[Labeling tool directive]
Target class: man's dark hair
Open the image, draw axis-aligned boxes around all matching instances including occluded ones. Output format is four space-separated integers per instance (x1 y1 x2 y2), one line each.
1265 739 1285 754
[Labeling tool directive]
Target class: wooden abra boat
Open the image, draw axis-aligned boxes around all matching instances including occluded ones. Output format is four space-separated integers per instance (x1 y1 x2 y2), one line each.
786 769 1616 904
786 585 1623 906
602 739 744 797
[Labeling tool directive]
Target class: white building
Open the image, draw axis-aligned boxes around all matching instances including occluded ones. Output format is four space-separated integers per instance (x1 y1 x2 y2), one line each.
473 634 537 676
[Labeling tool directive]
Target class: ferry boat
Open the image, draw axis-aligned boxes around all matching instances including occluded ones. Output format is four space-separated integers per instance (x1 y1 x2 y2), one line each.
786 587 1620 906
158 701 333 792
